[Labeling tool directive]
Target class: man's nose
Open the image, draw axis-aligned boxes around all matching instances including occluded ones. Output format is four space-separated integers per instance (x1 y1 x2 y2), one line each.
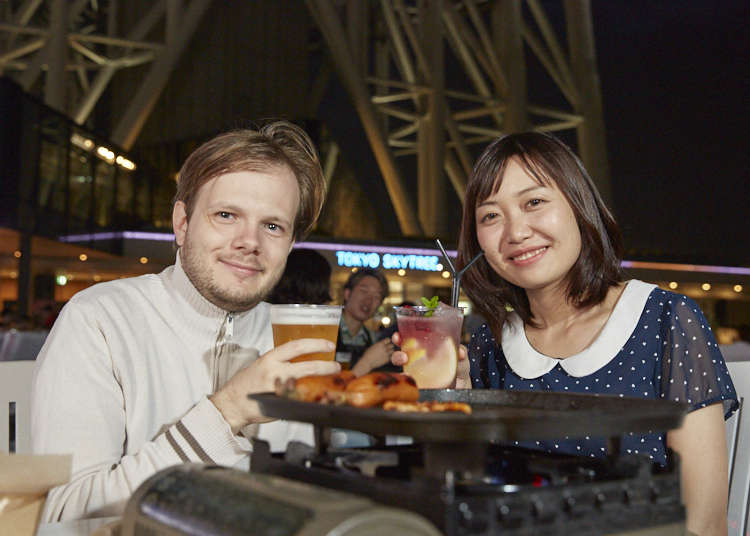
231 222 261 252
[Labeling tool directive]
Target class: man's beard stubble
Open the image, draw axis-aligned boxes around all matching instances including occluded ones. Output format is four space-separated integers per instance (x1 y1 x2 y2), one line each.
179 240 284 312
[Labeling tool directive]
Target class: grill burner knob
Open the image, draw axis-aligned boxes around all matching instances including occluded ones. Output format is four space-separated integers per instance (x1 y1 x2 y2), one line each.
564 489 595 517
531 498 556 523
457 501 488 532
496 499 524 529
623 485 649 507
651 481 681 505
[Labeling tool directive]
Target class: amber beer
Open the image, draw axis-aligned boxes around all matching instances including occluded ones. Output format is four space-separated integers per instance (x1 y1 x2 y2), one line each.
270 304 343 362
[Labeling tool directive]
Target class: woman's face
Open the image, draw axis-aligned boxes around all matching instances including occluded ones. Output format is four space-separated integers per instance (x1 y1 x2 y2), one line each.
475 158 582 295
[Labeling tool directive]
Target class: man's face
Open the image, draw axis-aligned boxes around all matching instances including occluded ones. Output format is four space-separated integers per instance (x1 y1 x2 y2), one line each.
344 275 384 323
172 167 299 312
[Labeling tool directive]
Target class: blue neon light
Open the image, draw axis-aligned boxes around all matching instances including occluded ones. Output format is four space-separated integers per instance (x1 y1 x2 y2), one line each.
336 250 440 271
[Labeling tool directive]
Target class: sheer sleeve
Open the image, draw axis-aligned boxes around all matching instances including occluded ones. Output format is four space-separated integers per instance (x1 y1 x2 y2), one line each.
658 295 738 418
468 323 505 389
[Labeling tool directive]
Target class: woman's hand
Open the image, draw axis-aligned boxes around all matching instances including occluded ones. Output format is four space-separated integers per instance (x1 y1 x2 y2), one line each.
390 332 472 389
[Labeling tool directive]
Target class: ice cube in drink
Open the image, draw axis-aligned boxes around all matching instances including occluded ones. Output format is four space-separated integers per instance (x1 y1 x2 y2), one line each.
395 305 464 388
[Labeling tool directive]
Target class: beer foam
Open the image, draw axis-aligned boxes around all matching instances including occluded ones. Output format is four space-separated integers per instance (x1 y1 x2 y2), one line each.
270 306 342 325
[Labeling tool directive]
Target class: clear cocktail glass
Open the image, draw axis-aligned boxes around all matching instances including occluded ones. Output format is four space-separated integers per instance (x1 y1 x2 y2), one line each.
270 304 343 362
394 304 464 389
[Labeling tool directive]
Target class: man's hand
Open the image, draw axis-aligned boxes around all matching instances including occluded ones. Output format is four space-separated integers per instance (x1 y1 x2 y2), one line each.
390 332 471 389
210 339 340 434
351 338 395 376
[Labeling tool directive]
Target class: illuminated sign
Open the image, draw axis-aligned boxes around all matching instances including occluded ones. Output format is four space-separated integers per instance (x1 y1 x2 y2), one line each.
335 250 440 272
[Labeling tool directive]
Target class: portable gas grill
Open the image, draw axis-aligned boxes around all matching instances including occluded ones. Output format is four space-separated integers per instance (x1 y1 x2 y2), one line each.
121 390 688 535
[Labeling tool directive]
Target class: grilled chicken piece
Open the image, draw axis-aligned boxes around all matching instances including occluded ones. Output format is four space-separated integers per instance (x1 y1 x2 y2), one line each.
382 400 472 414
275 370 355 403
343 372 419 408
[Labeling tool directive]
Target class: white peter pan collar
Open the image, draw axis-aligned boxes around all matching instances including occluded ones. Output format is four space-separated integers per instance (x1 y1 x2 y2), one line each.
501 279 656 379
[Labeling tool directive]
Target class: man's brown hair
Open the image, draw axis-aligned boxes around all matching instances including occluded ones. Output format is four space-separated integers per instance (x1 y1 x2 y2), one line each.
174 120 326 240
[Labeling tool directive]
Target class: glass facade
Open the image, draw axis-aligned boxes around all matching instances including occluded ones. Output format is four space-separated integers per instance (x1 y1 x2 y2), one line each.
0 77 160 254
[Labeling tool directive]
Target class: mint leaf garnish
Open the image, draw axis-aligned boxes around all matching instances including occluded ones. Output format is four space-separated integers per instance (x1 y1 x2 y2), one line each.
420 295 439 316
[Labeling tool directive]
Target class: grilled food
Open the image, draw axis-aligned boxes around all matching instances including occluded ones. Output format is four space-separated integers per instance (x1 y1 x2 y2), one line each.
342 372 419 408
275 370 355 403
382 400 472 414
277 371 419 408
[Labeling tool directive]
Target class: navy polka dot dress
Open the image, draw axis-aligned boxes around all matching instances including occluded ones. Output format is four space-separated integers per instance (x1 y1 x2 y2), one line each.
469 280 739 466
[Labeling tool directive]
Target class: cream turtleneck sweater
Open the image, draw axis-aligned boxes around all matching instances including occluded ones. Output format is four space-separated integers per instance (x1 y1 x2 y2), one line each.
31 255 285 522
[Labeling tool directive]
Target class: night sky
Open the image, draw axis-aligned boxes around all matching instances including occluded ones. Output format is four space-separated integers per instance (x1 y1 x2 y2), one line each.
318 1 748 266
591 1 748 266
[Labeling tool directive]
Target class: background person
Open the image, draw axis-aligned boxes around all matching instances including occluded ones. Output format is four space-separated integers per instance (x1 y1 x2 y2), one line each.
266 248 332 305
451 131 737 536
31 121 339 522
336 267 396 375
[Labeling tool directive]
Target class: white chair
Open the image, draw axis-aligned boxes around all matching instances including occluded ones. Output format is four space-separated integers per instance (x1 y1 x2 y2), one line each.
0 360 36 453
0 329 48 361
726 360 750 536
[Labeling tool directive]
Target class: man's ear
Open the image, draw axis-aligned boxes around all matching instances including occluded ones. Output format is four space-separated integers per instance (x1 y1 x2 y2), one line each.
172 201 188 247
343 288 351 305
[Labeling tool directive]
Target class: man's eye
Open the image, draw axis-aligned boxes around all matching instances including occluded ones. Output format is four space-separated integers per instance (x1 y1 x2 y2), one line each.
217 211 233 219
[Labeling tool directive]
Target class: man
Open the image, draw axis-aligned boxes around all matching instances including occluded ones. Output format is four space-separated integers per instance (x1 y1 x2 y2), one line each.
336 268 396 376
31 121 340 521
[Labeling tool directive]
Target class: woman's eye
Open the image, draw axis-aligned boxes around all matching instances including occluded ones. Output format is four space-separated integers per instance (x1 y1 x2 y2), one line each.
527 198 544 208
479 212 497 223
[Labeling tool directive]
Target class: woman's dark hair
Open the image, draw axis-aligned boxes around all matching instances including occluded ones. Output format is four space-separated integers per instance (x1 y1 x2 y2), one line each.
457 131 625 341
267 249 332 304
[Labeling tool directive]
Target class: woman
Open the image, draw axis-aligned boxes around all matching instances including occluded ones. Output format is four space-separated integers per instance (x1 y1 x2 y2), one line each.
453 131 737 535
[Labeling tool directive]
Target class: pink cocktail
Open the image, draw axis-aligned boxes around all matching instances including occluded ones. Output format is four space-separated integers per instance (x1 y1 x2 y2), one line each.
394 305 464 389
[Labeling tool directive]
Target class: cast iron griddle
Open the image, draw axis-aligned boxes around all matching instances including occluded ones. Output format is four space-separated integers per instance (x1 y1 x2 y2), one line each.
249 389 687 443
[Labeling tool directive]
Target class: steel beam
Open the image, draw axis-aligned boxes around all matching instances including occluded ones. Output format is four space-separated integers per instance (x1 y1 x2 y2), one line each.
307 0 423 236
73 1 166 125
44 0 67 111
17 0 88 91
492 0 527 132
112 0 212 150
564 0 612 206
416 0 446 237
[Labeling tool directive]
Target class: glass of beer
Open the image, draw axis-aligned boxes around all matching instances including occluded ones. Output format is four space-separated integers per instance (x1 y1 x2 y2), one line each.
270 304 343 362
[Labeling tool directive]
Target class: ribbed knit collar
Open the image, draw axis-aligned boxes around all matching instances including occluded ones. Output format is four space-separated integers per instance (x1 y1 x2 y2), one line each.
501 279 656 379
167 252 227 319
162 252 235 343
